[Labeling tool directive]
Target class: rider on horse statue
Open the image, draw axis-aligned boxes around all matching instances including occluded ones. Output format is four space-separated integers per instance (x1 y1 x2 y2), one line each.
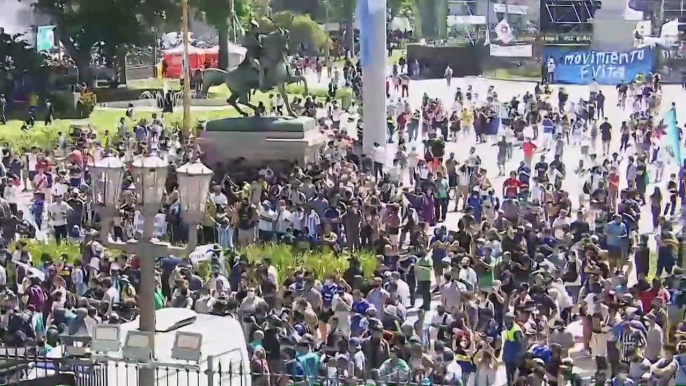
243 19 267 92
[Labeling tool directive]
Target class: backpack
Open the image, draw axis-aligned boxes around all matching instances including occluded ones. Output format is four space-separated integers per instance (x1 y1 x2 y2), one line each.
561 260 579 283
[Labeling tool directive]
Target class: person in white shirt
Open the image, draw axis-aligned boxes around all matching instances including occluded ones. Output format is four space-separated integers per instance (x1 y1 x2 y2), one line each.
386 159 401 184
546 58 556 84
258 202 276 240
530 178 545 203
52 177 69 199
0 264 6 286
48 195 72 244
429 304 455 341
390 272 411 308
206 265 230 292
551 210 571 239
103 277 120 305
408 147 420 186
24 152 37 190
458 257 478 290
372 143 386 180
305 208 321 238
153 211 168 239
210 185 228 207
589 78 599 99
272 200 292 236
290 207 305 232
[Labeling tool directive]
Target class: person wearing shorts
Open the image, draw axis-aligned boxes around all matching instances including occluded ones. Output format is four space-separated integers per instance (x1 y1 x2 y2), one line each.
604 214 628 272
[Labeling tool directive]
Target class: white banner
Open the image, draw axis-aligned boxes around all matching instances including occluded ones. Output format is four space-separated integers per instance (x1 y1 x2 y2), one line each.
447 15 487 25
493 3 529 15
490 44 533 57
495 19 514 44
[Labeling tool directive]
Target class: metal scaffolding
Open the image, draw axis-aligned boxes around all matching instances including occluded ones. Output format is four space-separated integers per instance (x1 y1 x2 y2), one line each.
661 0 686 20
540 0 597 34
446 0 480 44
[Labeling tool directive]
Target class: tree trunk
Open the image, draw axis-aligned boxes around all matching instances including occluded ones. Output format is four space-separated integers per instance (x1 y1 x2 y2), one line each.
74 56 95 90
345 20 355 57
116 51 128 86
60 36 95 90
218 25 229 69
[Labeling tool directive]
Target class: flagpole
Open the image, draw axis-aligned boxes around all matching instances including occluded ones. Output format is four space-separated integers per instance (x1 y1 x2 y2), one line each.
486 0 491 44
182 0 192 136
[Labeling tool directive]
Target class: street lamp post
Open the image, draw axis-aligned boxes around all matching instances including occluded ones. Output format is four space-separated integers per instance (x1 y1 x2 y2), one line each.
182 0 192 135
89 155 213 385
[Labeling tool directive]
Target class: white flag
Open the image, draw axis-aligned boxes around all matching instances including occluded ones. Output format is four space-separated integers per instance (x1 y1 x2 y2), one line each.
484 31 491 46
494 19 514 44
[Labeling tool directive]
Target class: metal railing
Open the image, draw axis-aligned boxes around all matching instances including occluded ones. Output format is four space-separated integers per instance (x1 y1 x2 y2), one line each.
0 348 461 386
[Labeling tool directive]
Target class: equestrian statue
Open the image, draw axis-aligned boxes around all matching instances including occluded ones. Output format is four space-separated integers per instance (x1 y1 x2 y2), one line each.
201 21 308 117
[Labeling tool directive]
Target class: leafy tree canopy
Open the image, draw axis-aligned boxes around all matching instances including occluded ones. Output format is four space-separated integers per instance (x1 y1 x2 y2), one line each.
388 0 415 17
258 11 330 50
194 0 252 28
23 0 179 66
0 32 46 75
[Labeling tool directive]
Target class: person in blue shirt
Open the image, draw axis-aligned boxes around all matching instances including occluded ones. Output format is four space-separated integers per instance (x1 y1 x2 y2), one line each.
351 291 371 336
604 214 628 272
609 364 635 386
466 188 483 223
430 227 448 281
518 162 531 186
296 340 321 385
282 348 306 383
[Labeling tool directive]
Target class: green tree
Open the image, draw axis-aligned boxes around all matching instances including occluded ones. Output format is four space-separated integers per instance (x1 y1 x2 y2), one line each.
327 0 355 55
0 31 47 95
24 0 177 87
388 0 415 18
194 0 252 69
258 11 330 52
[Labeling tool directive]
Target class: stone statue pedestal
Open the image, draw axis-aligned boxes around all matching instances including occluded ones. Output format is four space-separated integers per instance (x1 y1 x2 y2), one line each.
198 116 325 165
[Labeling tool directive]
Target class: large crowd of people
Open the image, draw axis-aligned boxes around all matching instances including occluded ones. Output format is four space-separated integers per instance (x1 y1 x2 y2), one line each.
0 46 685 386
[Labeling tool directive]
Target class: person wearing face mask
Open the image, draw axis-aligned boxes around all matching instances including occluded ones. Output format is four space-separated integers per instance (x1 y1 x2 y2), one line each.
206 264 229 293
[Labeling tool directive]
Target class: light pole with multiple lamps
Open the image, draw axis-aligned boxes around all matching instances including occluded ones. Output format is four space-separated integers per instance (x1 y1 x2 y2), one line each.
88 155 213 385
182 0 193 134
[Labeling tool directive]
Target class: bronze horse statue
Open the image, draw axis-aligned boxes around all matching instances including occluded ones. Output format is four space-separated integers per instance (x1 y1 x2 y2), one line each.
201 29 308 117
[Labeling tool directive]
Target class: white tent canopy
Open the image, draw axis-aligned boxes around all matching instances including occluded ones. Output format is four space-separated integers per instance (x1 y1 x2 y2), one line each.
661 19 678 37
390 16 413 31
162 44 206 55
204 42 247 55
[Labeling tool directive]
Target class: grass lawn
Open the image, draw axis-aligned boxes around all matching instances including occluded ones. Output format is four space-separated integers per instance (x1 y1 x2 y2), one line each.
483 68 541 81
127 78 348 100
2 79 354 153
0 106 245 153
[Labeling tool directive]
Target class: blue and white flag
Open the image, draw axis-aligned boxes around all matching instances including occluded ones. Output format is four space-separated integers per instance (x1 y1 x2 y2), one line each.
356 0 386 69
665 106 682 164
36 25 56 52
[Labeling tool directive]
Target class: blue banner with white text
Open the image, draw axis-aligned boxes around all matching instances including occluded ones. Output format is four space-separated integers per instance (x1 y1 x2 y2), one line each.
543 47 654 85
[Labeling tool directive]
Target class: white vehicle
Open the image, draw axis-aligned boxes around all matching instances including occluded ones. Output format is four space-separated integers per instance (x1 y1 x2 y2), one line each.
22 308 251 386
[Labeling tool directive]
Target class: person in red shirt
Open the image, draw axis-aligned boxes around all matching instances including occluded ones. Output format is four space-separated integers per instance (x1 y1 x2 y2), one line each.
35 155 51 174
607 166 620 211
638 278 670 313
502 171 522 199
522 138 537 168
397 111 408 133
